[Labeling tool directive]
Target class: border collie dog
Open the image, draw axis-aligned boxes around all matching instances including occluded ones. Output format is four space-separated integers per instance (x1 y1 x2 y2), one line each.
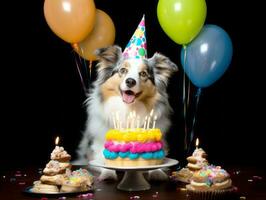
76 45 178 180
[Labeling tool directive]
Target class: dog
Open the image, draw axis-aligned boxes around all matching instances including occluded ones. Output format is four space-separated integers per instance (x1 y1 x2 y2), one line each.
75 45 178 180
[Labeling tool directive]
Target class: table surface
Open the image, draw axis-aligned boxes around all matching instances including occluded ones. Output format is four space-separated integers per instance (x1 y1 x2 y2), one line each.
0 165 265 200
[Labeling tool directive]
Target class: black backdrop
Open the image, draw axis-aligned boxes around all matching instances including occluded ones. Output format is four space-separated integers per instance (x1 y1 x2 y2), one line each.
1 0 264 169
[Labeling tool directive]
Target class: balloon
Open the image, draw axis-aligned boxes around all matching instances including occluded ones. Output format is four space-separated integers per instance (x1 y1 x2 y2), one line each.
157 0 207 45
44 0 96 43
181 24 233 88
73 9 116 61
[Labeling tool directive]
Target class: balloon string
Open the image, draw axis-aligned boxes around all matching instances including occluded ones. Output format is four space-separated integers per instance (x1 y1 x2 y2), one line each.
187 87 202 153
182 45 188 151
74 53 87 94
89 60 93 79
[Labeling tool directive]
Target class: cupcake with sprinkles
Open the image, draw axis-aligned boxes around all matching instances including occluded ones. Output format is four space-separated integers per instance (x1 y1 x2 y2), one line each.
186 165 235 200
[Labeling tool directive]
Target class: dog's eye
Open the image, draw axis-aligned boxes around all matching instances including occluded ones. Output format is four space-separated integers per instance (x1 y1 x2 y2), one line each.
139 71 148 78
119 67 128 75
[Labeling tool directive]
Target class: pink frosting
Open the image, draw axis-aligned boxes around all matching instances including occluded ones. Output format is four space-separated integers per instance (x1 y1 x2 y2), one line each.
104 141 163 153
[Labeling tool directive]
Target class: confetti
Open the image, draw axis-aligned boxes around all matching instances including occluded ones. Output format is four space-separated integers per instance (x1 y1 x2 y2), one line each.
77 193 94 198
152 194 158 198
248 179 253 182
18 182 26 185
3 176 5 179
24 174 27 177
240 196 246 200
96 188 102 192
130 196 141 199
58 197 67 200
233 170 241 175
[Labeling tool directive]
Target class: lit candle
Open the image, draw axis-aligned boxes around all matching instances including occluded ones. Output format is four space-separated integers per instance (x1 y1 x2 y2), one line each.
112 113 117 129
116 112 120 129
196 138 199 149
143 116 148 129
152 115 157 129
132 111 136 129
147 116 151 129
126 115 130 129
137 115 140 129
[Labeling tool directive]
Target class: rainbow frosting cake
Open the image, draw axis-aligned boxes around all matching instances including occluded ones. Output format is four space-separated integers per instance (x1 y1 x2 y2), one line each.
103 128 165 167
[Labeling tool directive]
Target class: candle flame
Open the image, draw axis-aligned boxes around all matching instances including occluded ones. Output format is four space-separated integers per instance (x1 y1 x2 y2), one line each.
196 138 199 147
55 136 60 145
150 109 154 116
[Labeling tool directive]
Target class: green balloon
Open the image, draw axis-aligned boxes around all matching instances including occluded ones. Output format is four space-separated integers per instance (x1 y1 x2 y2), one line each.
157 0 207 45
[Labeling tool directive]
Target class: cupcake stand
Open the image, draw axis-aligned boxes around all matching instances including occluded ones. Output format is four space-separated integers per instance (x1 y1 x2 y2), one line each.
89 158 178 191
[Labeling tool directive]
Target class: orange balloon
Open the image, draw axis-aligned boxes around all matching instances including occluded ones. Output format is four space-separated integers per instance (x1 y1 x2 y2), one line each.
73 9 116 61
44 0 96 43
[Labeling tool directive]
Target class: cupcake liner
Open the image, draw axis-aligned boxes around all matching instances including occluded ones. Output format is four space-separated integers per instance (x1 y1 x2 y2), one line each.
186 185 236 200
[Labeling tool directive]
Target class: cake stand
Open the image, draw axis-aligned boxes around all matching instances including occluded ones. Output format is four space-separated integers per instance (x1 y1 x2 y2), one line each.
89 158 178 191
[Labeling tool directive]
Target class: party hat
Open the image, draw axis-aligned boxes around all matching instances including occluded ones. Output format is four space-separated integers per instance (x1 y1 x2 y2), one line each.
123 15 147 59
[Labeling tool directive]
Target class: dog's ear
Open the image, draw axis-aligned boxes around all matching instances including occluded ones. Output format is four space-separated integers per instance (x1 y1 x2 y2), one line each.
94 45 122 84
95 45 122 67
148 53 178 86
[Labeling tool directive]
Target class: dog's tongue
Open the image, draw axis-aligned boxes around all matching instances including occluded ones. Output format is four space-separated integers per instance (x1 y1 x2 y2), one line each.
122 91 135 104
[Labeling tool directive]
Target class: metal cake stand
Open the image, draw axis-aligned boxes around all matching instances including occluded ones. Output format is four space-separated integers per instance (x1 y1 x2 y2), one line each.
89 158 178 191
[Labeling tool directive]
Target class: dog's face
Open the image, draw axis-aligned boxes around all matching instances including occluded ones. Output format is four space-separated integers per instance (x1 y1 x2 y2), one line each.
95 45 178 107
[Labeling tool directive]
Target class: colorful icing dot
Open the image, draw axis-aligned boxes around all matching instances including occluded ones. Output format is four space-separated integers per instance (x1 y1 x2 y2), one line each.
138 48 145 56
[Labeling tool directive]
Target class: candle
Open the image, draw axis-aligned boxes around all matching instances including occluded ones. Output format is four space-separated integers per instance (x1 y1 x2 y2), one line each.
126 115 130 129
147 116 151 129
55 136 59 146
116 112 120 129
152 115 157 129
137 115 140 129
196 138 199 149
143 116 148 129
112 113 117 129
132 111 136 129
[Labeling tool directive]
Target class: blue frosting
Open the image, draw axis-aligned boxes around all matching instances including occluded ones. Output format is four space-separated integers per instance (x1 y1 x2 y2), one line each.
119 151 130 158
141 152 153 159
103 149 118 160
129 153 139 160
103 149 164 160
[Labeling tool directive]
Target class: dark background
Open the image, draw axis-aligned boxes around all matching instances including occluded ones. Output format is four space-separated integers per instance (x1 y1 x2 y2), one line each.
1 0 264 170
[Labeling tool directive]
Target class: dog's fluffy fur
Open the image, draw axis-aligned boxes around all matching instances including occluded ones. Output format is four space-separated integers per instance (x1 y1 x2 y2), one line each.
75 45 177 180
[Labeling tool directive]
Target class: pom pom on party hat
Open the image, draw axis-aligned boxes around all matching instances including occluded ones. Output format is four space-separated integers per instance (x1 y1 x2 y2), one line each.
123 15 147 59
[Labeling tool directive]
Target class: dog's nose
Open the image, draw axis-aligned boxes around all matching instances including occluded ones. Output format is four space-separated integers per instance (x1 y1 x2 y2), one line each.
125 78 136 88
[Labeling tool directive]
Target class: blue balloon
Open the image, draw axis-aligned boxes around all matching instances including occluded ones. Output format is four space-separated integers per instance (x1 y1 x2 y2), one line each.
181 24 233 88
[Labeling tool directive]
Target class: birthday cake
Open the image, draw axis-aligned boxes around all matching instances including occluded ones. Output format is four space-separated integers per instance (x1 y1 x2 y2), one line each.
103 128 165 167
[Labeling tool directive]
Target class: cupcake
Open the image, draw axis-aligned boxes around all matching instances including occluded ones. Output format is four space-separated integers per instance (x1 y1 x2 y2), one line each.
51 146 71 162
172 148 208 183
60 168 94 192
186 165 235 200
